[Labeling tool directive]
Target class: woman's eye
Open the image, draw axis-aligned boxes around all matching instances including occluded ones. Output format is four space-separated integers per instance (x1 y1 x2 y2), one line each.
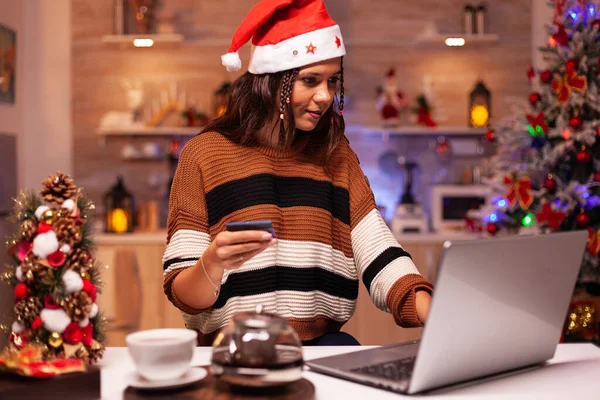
302 77 316 85
328 77 340 85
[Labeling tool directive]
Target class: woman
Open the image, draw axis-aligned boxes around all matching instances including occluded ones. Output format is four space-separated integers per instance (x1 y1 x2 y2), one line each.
163 0 433 346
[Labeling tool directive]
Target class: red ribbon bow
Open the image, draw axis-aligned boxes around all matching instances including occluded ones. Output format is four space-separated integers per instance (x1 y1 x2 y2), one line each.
553 0 568 25
526 112 548 136
504 175 534 210
552 67 587 103
536 202 566 230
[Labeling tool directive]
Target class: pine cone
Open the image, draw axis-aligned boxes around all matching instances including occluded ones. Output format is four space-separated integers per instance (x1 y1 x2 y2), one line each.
19 220 37 242
40 172 77 206
20 251 37 274
37 266 57 286
88 346 105 364
61 291 93 321
53 218 82 248
13 297 42 324
65 248 93 275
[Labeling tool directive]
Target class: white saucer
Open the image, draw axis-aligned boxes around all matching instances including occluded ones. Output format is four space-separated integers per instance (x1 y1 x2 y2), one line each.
127 368 208 391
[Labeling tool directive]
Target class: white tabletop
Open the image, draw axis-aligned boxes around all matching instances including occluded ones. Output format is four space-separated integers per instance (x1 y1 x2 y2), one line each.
100 343 600 399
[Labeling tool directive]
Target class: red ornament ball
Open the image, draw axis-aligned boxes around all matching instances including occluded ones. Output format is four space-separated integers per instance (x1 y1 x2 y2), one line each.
576 149 592 163
543 175 558 194
569 116 583 129
529 93 542 106
486 222 499 235
566 59 579 72
63 322 83 345
485 129 496 142
594 171 600 182
31 317 42 330
540 70 553 83
14 283 27 301
576 212 591 228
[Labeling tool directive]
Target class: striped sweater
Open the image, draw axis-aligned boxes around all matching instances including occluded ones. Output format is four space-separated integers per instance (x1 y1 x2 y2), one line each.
163 131 433 345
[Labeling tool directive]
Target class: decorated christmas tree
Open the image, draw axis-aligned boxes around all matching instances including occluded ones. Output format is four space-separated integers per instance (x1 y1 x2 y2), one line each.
0 172 105 376
482 0 600 344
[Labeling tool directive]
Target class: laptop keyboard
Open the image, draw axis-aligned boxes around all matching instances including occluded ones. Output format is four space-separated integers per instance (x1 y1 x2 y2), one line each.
350 356 416 382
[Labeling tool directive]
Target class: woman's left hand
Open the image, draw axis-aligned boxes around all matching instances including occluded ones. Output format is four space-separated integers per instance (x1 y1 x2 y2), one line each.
415 290 432 323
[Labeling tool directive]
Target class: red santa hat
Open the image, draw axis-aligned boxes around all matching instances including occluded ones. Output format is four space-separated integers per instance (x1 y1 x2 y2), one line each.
221 0 346 74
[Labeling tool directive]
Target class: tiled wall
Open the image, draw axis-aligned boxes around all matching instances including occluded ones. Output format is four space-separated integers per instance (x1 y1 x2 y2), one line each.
72 0 531 225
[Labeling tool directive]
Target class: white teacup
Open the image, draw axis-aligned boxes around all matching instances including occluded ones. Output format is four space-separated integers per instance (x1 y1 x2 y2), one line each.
126 328 198 381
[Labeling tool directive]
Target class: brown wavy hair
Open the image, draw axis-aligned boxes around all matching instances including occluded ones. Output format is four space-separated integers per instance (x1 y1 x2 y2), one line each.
201 58 346 165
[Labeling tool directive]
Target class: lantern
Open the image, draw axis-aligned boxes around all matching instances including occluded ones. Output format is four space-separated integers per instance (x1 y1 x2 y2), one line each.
469 80 491 128
103 176 136 234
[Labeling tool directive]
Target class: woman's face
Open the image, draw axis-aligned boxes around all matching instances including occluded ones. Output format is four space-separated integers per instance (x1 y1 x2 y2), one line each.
290 58 341 131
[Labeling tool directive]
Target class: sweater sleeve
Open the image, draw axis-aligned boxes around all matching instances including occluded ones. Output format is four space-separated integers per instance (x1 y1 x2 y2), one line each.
346 142 433 328
162 140 212 315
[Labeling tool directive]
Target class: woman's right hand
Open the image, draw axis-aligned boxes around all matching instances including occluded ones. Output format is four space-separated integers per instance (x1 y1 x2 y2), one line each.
202 230 277 271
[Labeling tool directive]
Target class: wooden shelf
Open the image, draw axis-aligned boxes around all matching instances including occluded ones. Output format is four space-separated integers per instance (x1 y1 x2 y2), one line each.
102 34 184 46
416 33 499 46
97 126 201 136
345 124 488 136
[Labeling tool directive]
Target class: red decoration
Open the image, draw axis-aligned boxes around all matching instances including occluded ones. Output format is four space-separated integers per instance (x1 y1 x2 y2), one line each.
536 202 566 230
588 228 600 256
569 116 583 129
540 70 553 83
81 323 93 347
526 112 549 135
82 279 97 302
504 175 534 210
63 322 83 345
47 250 65 268
44 295 61 310
594 171 600 182
576 212 591 228
417 108 437 127
17 241 32 262
305 42 316 54
486 222 499 235
566 59 578 73
576 149 592 163
553 0 567 25
593 19 600 29
31 317 42 330
37 223 53 234
529 93 542 106
0 344 86 377
551 24 569 46
14 283 28 301
552 68 588 103
543 175 558 194
485 129 496 142
527 66 536 81
377 68 408 124
335 36 341 48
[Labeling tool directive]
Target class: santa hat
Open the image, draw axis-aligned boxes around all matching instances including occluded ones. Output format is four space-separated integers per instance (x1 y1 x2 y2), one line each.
221 0 346 74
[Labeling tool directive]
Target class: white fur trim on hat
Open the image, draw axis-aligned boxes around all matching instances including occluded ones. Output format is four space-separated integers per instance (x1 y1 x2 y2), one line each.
32 231 59 259
41 308 71 333
249 25 346 74
62 269 84 293
222 52 242 72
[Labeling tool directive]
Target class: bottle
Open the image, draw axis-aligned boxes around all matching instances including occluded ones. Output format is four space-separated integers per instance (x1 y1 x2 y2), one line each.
475 3 487 35
463 4 475 35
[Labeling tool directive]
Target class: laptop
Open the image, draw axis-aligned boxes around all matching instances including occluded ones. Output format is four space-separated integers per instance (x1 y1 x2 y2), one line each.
305 231 588 394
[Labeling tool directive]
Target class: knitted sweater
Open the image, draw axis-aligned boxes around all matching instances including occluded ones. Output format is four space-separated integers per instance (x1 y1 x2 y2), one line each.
162 131 433 345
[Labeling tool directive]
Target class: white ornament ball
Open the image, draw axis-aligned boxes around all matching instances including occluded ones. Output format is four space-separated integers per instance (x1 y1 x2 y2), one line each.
79 318 89 328
15 266 25 282
35 205 50 220
62 269 84 293
62 199 76 211
32 231 59 259
60 243 71 253
12 321 25 334
89 303 99 319
41 308 71 333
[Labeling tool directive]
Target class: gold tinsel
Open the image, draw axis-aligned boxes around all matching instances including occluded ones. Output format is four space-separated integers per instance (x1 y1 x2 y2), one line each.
40 172 77 206
53 218 82 248
60 291 93 321
19 219 37 242
13 297 42 324
65 248 93 275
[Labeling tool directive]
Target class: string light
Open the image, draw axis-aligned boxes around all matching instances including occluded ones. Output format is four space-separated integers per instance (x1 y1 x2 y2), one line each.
522 213 535 227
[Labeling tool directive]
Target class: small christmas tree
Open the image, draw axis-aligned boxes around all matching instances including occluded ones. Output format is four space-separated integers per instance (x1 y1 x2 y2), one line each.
482 0 600 344
0 172 105 371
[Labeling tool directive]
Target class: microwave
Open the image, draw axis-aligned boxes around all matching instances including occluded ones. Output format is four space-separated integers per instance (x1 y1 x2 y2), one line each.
430 185 491 232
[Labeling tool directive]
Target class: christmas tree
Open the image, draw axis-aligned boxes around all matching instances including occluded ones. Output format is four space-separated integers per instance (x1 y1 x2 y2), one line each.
482 0 600 344
0 172 105 375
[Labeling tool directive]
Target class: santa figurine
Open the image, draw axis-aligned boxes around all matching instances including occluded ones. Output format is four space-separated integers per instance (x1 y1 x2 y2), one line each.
376 68 408 127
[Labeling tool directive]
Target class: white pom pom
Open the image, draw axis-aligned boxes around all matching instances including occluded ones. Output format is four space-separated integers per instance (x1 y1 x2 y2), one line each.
35 205 50 220
41 308 71 333
221 52 242 72
12 321 25 334
15 266 25 282
61 243 71 253
32 231 59 259
62 269 84 293
89 303 99 319
62 199 75 211
79 318 89 328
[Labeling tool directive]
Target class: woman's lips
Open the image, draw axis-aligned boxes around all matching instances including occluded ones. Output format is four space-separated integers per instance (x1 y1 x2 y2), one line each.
306 110 322 119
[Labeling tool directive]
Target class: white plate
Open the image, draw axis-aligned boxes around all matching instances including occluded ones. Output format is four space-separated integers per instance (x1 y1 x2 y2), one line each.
127 368 208 390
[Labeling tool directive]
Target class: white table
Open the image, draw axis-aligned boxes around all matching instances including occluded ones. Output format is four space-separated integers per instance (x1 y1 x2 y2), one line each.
100 344 600 399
